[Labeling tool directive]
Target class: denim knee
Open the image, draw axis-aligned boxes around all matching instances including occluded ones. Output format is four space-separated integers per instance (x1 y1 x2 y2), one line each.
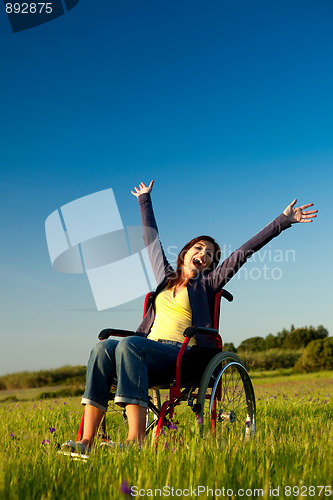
115 336 142 355
82 338 118 411
114 336 149 406
89 340 116 364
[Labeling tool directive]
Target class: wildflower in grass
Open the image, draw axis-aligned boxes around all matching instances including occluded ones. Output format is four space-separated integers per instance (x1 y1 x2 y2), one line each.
160 428 165 435
10 432 15 438
169 423 178 430
245 421 250 427
197 417 203 424
120 480 132 496
49 427 56 434
163 442 169 451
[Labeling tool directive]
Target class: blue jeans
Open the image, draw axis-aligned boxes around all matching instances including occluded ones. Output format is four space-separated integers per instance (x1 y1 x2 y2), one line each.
81 336 190 411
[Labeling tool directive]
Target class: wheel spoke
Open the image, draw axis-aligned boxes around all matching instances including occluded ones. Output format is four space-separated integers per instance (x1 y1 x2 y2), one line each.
196 353 256 440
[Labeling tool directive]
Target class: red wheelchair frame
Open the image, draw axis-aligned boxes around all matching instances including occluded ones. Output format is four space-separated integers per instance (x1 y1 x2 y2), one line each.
76 288 256 443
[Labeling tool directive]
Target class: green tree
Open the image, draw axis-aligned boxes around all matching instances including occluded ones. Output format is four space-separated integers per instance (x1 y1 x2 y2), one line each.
238 336 266 352
283 325 328 349
265 333 279 349
223 342 237 353
276 327 290 347
294 337 333 372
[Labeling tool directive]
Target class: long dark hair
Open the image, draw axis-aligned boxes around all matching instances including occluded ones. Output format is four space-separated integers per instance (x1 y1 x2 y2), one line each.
167 235 220 289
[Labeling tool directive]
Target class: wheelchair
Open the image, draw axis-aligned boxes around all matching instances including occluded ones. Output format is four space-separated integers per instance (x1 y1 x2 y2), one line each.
76 289 256 444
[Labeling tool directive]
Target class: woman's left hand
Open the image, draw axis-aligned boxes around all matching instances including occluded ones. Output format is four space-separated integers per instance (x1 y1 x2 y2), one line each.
131 180 154 198
283 199 318 223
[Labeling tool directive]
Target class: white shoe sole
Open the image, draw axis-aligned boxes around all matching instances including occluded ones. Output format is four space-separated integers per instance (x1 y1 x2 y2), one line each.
58 450 90 461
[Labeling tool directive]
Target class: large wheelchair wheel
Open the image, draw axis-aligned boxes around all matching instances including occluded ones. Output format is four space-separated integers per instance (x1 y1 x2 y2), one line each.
196 351 256 440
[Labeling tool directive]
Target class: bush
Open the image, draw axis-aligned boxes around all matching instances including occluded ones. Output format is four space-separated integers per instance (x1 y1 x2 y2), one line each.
36 386 84 400
294 337 333 373
0 365 87 390
240 348 303 371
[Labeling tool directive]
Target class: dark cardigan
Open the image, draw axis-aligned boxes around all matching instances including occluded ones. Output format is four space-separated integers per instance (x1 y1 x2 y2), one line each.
135 193 292 347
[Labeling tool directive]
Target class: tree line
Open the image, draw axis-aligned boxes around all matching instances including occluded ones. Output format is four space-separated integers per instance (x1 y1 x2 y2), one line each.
225 324 328 352
224 325 333 372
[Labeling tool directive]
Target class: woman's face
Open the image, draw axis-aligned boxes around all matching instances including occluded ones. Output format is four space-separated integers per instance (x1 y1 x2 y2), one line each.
182 240 215 278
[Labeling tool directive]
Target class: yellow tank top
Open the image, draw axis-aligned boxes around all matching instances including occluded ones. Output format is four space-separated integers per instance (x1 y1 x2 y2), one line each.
148 286 196 347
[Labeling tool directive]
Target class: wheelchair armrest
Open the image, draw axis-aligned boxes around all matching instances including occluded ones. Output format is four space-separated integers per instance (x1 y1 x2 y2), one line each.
98 328 135 340
220 289 233 302
183 326 219 339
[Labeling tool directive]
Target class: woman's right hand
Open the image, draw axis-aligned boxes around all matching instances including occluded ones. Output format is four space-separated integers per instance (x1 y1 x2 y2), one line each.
131 180 154 198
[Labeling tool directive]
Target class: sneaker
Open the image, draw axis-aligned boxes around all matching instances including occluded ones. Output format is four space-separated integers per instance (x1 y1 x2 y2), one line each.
100 440 127 451
59 439 90 459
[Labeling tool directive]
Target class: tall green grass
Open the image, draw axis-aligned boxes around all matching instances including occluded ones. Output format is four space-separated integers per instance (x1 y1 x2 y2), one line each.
1 372 332 499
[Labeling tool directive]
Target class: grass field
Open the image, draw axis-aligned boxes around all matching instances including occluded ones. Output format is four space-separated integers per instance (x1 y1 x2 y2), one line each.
1 371 332 499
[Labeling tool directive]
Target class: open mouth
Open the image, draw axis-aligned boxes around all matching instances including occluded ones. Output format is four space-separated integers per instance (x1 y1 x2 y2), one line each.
192 258 204 268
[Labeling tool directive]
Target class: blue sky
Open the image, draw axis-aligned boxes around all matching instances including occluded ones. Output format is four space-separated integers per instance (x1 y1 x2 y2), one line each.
0 0 332 375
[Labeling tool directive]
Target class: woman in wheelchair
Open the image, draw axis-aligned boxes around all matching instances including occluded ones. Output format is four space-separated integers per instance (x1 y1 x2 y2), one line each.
62 180 317 454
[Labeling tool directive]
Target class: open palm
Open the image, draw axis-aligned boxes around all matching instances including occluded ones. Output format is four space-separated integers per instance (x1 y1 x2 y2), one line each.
131 180 154 198
283 199 318 223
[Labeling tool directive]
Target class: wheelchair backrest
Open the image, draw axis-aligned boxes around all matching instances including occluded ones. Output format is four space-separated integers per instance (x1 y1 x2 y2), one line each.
142 288 233 330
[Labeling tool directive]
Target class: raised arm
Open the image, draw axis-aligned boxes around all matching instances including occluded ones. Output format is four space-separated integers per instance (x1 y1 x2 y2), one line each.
209 199 317 290
131 180 174 285
131 180 158 237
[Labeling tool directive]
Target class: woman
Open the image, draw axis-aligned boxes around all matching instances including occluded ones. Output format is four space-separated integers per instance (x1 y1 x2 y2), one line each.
62 180 317 453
